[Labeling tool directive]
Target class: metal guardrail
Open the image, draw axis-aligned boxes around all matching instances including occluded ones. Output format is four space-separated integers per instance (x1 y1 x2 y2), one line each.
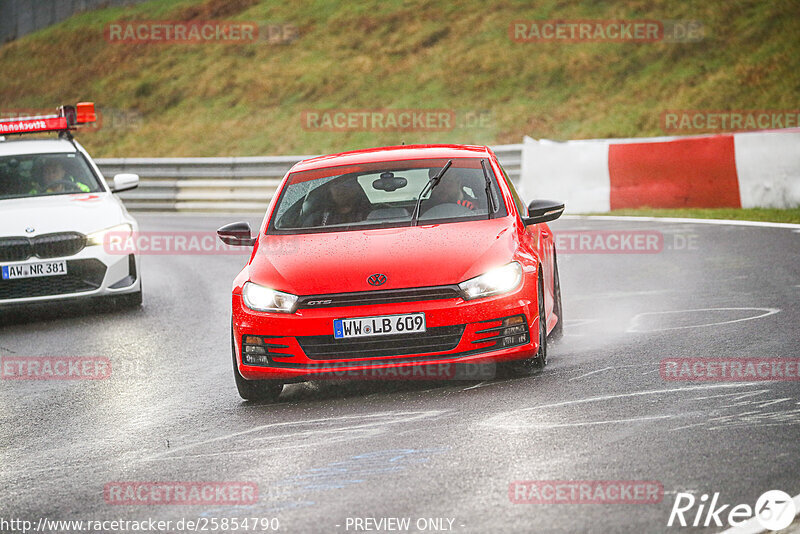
96 144 523 212
1 0 148 44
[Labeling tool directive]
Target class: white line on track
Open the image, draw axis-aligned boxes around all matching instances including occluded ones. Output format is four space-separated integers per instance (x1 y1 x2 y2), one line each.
511 414 678 429
626 307 780 333
690 390 771 402
519 383 756 411
481 383 763 430
142 410 445 461
569 367 614 381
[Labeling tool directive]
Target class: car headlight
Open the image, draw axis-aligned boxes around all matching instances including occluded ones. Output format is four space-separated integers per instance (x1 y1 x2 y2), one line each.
242 282 298 313
86 223 133 247
458 261 523 300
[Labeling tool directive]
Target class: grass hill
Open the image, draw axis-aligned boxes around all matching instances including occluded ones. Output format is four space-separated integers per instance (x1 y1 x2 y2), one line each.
0 0 798 157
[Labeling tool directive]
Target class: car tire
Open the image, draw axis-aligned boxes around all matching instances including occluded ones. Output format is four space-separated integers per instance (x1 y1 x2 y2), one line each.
549 250 563 342
531 272 548 369
501 272 547 377
231 326 283 402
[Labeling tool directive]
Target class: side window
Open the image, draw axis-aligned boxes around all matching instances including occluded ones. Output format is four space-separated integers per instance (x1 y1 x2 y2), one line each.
499 164 527 218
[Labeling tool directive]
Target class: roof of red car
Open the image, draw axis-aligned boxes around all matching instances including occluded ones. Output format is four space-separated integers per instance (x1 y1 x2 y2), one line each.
290 144 492 172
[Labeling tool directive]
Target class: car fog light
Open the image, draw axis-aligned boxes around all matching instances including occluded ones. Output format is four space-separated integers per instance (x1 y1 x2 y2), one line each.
503 325 527 336
244 353 271 365
502 334 528 347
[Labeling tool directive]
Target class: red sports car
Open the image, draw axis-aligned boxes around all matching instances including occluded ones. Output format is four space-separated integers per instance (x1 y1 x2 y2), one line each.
219 144 564 401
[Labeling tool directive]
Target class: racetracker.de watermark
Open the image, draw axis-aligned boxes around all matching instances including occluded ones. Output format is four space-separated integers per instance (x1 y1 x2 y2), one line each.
102 231 295 256
660 358 800 382
661 110 800 133
0 108 141 132
1 357 111 380
301 109 492 132
509 19 704 43
297 363 496 381
104 21 298 44
104 482 258 505
509 480 664 504
554 230 698 254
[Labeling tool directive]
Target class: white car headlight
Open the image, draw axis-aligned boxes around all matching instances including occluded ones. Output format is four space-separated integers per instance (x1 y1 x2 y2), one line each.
458 261 523 300
242 282 298 313
86 223 133 247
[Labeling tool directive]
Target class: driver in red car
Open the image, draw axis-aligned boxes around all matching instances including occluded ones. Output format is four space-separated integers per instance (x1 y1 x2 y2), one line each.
425 168 477 210
29 159 90 194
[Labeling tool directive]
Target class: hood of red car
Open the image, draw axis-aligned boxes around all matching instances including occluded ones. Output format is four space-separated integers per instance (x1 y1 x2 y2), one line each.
248 218 518 295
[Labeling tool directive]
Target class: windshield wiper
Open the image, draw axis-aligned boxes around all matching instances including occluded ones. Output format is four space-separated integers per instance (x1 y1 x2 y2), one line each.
480 159 497 220
411 159 452 226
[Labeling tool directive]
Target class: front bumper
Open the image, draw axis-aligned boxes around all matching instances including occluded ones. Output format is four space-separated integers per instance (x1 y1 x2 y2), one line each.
233 284 540 381
0 246 140 306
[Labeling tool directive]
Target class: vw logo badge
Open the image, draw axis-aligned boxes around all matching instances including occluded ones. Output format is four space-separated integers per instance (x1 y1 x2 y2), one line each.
25 227 35 233
367 273 387 286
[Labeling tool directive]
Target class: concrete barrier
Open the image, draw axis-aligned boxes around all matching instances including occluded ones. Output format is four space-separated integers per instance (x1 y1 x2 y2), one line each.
520 129 800 212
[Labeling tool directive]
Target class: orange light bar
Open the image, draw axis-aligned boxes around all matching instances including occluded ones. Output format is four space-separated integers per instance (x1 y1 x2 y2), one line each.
0 102 96 135
76 102 96 124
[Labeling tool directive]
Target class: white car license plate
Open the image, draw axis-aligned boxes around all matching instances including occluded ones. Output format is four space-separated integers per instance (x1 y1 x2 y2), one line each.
1 260 68 280
334 312 426 339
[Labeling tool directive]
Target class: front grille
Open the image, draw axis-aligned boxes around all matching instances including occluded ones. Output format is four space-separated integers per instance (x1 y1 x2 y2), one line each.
0 259 106 301
0 237 32 262
296 285 462 309
298 324 465 360
33 233 86 259
0 233 86 262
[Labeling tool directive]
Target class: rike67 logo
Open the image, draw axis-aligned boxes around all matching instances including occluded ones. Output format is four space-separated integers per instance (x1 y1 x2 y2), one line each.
668 490 796 530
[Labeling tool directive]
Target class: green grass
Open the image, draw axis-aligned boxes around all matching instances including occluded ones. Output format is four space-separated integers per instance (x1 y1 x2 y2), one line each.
583 208 800 224
1 0 798 157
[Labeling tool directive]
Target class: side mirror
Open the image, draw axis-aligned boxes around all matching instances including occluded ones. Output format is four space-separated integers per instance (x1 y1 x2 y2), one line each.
522 200 565 226
112 173 139 192
217 221 256 247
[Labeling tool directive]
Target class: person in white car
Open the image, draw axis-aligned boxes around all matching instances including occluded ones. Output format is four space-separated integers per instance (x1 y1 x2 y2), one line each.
30 158 91 195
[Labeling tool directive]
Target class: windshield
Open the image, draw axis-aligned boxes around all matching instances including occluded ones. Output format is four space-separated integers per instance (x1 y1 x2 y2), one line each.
0 152 105 200
269 157 507 234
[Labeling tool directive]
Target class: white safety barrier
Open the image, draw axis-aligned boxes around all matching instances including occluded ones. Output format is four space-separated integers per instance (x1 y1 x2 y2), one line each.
518 137 611 213
733 130 800 208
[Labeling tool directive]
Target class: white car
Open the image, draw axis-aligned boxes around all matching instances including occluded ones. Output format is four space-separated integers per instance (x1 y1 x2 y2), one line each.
0 105 142 308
